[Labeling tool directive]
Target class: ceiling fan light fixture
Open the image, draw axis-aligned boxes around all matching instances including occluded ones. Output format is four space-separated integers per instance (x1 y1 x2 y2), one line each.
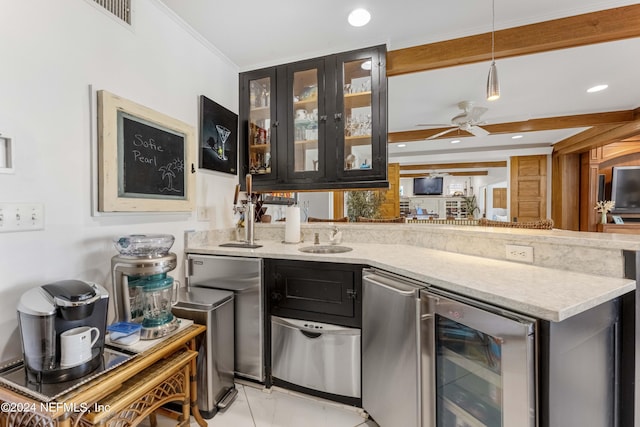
348 8 371 27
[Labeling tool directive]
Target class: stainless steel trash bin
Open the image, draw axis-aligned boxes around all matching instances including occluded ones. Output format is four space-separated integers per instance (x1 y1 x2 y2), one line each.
173 287 237 418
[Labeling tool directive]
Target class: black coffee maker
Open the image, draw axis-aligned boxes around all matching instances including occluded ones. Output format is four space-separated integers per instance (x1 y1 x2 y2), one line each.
17 280 109 383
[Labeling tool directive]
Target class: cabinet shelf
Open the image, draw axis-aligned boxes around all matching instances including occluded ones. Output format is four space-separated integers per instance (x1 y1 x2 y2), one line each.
249 143 271 151
443 348 501 388
294 97 318 110
249 106 271 121
344 91 372 109
443 397 489 427
294 139 319 148
345 135 371 146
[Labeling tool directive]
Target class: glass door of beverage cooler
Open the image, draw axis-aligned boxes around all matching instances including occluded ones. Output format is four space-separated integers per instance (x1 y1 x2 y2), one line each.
422 289 536 427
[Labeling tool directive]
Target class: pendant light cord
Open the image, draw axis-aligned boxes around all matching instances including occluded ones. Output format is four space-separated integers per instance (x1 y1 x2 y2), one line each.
491 0 495 62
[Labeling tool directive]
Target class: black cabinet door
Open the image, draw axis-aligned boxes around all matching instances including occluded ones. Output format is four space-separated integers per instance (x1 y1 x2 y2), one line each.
266 259 363 328
334 46 387 183
239 45 388 192
282 57 329 186
239 67 279 188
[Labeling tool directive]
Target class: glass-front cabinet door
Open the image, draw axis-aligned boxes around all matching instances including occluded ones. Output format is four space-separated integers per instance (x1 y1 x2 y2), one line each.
335 47 387 182
239 45 387 191
239 68 278 188
423 289 536 427
285 58 326 183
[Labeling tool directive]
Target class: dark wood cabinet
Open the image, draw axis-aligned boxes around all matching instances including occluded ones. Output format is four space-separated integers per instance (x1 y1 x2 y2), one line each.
265 259 363 328
239 45 388 192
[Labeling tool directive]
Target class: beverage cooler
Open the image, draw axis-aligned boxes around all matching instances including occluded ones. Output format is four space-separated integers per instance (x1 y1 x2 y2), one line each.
363 269 536 427
422 289 536 427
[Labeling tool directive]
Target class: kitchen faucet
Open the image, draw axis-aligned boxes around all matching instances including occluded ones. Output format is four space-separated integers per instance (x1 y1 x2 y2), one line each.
233 174 256 245
328 226 342 245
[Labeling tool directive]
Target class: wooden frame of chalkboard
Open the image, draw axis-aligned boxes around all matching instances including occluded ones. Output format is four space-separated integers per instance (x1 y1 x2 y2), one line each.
97 90 195 212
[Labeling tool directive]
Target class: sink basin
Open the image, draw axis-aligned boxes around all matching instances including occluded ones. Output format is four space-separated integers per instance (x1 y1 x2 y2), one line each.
298 245 353 254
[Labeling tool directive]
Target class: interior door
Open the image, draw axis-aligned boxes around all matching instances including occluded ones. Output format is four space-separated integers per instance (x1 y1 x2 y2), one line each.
510 155 548 222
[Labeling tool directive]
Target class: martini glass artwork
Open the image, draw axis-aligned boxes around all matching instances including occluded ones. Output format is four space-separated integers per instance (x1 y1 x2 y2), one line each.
215 124 231 160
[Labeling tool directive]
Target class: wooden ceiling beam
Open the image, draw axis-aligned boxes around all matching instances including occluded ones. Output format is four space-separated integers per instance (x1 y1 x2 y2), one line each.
401 171 489 178
554 120 640 155
482 111 634 134
388 111 635 143
400 161 506 170
387 5 640 76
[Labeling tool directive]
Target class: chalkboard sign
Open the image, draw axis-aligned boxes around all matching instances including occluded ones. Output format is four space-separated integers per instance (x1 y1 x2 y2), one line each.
118 112 186 199
97 90 195 212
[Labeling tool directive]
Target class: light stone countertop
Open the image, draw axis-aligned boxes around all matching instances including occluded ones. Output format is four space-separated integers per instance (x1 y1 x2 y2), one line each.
186 239 636 322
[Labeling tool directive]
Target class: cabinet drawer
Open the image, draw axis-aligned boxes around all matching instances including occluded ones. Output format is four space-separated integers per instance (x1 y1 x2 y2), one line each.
266 259 363 328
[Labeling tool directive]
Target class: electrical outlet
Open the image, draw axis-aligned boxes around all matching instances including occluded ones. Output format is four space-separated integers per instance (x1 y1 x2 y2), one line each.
505 244 534 263
196 207 211 222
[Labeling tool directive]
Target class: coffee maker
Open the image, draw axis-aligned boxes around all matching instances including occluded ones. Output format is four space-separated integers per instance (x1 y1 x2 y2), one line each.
111 234 179 340
17 280 109 384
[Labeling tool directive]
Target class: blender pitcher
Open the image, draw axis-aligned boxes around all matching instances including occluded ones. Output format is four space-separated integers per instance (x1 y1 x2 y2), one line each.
137 273 179 338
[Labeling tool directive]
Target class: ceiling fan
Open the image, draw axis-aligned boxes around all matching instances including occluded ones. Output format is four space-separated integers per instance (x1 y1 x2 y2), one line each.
417 101 491 139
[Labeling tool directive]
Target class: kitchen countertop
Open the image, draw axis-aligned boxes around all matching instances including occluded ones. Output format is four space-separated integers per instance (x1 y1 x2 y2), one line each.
186 239 636 322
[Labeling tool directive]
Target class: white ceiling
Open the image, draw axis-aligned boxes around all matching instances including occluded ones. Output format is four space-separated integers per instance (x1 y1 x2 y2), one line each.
159 0 640 169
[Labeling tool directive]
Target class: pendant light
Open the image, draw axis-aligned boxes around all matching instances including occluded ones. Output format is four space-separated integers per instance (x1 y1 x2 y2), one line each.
486 0 500 101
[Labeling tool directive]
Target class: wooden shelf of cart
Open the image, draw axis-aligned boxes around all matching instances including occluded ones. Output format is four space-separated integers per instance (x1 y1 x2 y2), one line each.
0 324 207 427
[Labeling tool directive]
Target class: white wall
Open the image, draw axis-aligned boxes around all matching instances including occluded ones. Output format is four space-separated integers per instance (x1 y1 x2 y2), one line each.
0 0 239 360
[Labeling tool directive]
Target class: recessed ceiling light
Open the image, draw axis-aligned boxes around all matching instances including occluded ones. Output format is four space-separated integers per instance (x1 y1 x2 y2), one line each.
511 135 523 139
587 84 608 93
348 8 371 27
397 143 406 148
451 140 461 144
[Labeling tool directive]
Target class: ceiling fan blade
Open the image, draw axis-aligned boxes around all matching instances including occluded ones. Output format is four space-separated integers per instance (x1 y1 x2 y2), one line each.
427 128 458 139
468 126 490 137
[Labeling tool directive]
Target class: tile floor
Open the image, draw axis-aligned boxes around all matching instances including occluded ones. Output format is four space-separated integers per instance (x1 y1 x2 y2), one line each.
149 382 380 427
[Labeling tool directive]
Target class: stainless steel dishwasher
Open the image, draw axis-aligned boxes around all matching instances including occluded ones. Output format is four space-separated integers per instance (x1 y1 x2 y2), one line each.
186 254 264 382
271 316 361 398
362 268 424 427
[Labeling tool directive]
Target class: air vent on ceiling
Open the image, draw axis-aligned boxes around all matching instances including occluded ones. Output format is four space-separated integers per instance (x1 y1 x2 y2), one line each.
93 0 131 24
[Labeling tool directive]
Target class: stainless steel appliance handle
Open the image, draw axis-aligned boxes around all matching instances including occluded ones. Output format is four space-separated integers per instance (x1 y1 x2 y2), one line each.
271 316 359 336
363 274 418 296
421 293 438 427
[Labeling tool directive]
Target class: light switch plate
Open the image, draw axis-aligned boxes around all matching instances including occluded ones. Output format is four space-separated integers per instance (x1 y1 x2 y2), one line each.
0 203 44 232
196 207 211 222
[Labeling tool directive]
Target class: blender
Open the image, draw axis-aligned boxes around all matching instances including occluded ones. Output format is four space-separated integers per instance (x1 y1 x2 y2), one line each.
111 234 179 339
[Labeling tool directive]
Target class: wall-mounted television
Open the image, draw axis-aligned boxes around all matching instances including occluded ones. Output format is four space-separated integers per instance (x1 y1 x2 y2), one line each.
413 176 443 196
611 166 640 214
